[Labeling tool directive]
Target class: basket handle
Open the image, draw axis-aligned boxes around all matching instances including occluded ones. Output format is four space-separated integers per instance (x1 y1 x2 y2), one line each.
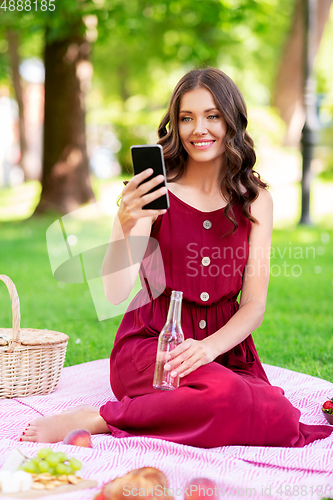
0 275 21 352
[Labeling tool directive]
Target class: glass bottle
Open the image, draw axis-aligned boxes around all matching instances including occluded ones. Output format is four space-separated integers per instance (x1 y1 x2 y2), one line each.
153 290 184 390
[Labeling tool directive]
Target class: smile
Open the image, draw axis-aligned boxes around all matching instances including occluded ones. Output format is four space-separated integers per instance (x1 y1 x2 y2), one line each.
191 141 215 148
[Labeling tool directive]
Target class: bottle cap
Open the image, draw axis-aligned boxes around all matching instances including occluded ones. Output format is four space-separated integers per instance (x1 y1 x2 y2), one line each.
171 290 183 300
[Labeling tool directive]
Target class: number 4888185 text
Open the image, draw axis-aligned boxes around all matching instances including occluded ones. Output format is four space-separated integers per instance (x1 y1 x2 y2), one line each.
1 0 55 11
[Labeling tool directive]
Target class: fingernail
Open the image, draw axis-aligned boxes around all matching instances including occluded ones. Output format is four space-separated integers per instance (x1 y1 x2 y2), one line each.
22 432 25 435
19 438 22 441
171 371 177 377
27 424 30 427
164 364 170 370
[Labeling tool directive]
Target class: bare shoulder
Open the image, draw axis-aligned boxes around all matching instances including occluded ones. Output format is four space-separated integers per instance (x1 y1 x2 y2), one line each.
250 188 273 222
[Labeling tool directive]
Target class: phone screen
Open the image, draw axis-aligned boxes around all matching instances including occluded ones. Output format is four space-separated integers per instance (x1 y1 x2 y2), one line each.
131 145 169 210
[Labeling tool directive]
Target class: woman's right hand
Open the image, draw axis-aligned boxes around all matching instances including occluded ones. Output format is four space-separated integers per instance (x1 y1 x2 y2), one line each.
118 168 167 234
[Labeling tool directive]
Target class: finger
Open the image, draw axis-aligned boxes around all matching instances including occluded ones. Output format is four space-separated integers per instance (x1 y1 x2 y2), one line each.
171 356 198 378
179 364 199 378
138 208 168 219
129 168 154 189
175 349 204 378
120 184 167 216
136 174 166 197
164 348 193 372
139 186 167 207
166 339 193 361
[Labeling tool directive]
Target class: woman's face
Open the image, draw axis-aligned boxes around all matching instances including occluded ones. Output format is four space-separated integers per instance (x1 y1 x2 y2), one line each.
178 87 227 166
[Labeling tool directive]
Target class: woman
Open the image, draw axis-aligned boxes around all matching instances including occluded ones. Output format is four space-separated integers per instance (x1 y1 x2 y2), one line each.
20 68 332 447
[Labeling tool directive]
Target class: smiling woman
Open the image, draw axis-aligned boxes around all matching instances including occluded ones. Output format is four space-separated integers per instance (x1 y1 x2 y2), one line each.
19 68 333 449
158 68 265 230
178 88 227 166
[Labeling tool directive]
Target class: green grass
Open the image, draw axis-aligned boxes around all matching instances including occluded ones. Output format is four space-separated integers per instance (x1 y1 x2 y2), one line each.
0 214 122 367
0 183 332 382
252 226 333 382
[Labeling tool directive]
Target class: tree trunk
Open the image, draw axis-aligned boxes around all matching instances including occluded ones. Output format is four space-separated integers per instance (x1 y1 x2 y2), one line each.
34 21 95 214
6 30 29 180
272 0 332 146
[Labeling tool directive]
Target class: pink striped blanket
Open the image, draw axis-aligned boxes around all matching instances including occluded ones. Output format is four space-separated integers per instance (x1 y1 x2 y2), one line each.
0 359 332 500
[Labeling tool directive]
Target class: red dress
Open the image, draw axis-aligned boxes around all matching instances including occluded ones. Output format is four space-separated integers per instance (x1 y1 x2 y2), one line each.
100 190 332 448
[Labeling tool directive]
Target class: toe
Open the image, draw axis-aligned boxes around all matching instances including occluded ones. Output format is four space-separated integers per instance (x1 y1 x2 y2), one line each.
19 427 37 441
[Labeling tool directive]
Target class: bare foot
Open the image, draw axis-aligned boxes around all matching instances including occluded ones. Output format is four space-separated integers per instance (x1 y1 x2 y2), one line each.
19 405 109 443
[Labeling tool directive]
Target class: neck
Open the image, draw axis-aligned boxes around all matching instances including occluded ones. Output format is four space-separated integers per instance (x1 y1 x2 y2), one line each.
180 157 226 195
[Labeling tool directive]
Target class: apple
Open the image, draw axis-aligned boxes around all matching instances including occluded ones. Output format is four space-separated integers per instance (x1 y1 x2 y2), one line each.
63 429 93 448
184 478 219 500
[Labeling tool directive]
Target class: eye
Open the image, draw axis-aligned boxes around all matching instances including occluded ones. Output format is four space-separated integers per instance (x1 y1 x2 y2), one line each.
180 116 192 122
207 114 219 120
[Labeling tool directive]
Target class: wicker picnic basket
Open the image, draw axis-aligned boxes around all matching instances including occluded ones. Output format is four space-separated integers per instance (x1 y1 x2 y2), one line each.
0 275 69 398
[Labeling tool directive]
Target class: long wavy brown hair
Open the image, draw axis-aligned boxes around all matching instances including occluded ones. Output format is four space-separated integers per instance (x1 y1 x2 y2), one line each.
157 67 268 231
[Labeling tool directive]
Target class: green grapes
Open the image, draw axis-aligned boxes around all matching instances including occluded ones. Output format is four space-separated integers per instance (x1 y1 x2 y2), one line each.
37 447 53 459
22 461 36 473
22 448 82 476
69 458 82 471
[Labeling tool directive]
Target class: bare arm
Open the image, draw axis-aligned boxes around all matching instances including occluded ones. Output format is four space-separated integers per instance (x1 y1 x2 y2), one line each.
164 188 273 377
102 169 167 305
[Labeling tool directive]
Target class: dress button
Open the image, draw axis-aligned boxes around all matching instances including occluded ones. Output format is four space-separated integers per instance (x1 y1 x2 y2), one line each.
199 319 206 329
203 220 212 230
201 256 210 266
200 292 209 302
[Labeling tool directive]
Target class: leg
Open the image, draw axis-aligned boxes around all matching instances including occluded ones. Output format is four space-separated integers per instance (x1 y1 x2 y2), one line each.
19 405 110 443
102 362 333 448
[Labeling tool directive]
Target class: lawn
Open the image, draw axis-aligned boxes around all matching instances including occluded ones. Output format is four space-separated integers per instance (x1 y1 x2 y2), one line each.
0 181 332 382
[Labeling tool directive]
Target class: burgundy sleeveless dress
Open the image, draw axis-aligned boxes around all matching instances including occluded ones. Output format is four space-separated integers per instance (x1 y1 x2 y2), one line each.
100 190 332 448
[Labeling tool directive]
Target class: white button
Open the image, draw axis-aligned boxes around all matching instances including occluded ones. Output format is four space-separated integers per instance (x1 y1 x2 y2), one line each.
199 320 206 329
202 256 210 266
200 292 209 302
203 220 212 230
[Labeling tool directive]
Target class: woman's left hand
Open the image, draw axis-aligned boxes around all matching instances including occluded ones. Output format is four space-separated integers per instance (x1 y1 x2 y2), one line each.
163 338 216 379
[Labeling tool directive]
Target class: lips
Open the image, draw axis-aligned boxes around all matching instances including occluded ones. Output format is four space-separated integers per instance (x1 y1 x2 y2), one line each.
190 140 215 149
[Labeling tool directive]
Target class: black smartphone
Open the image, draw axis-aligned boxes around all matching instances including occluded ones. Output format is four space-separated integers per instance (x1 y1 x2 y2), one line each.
131 144 170 210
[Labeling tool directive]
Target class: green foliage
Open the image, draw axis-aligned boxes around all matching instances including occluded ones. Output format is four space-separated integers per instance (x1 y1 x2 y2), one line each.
315 11 333 180
1 0 296 170
318 149 333 182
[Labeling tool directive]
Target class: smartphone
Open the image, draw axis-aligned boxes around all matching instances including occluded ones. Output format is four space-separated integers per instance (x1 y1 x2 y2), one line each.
131 144 169 210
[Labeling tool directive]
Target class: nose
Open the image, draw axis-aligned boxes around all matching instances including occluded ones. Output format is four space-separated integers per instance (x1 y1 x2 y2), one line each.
193 118 208 135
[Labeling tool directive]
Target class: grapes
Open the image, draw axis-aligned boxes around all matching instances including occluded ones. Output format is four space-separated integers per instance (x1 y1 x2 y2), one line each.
69 458 82 471
55 452 68 463
55 463 68 475
45 454 59 467
22 448 82 476
38 460 49 473
37 447 53 459
23 461 36 474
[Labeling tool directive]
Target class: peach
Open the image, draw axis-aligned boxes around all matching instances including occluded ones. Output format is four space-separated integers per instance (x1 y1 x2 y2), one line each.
184 478 219 500
63 429 93 448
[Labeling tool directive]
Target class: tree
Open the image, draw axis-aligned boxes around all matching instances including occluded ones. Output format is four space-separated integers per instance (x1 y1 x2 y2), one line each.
6 30 29 180
35 19 95 213
0 0 298 212
273 0 332 146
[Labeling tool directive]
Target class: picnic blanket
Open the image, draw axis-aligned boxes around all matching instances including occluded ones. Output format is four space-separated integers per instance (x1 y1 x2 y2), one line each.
0 359 332 500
